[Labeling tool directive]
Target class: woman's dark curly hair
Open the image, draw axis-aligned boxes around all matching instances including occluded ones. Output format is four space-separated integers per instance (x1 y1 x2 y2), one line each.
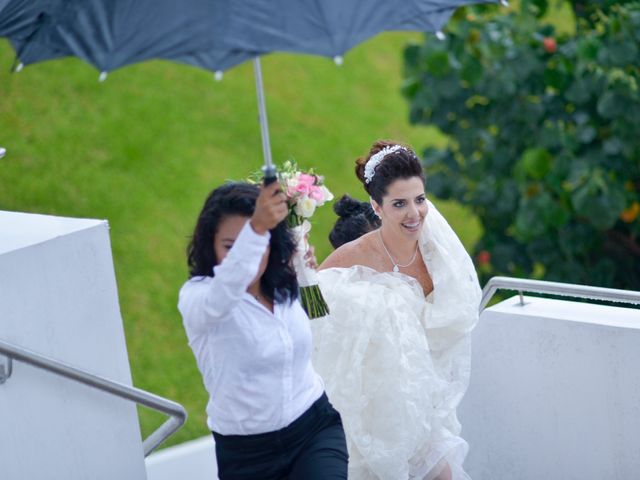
187 182 298 304
355 140 425 204
329 194 381 248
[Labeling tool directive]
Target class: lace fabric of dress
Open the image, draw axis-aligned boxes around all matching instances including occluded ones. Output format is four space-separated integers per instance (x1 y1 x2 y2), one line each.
313 201 482 479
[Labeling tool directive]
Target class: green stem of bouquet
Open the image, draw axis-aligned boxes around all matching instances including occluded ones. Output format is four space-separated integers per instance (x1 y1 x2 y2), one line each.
288 214 304 228
300 285 329 319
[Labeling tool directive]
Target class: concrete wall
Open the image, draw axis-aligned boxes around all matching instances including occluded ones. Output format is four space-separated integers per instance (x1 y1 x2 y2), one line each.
459 295 640 480
0 211 146 480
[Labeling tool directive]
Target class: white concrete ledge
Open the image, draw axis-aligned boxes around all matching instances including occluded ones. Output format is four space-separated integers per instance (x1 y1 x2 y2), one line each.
0 210 145 479
460 295 640 480
0 210 105 255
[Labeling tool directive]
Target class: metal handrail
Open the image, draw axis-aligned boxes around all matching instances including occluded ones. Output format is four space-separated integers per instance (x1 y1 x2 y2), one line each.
481 276 640 311
0 338 187 456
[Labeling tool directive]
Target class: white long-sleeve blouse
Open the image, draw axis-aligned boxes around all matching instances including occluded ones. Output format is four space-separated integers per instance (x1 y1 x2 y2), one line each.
178 220 324 435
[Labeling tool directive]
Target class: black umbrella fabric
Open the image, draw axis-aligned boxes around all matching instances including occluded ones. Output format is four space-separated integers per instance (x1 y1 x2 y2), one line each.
0 0 41 38
3 0 256 73
1 0 503 73
1 0 501 170
211 0 482 60
0 0 61 67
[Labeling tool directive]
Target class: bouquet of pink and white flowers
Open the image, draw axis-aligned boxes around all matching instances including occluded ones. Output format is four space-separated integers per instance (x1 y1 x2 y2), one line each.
248 160 333 318
280 161 334 227
279 161 333 318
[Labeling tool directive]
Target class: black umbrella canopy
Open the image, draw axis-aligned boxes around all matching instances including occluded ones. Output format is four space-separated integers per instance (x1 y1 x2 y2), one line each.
2 0 501 74
0 0 41 37
3 0 256 73
212 0 486 59
1 0 501 173
0 0 60 66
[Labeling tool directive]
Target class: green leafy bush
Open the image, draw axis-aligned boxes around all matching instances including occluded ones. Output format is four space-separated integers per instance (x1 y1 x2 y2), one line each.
403 2 640 289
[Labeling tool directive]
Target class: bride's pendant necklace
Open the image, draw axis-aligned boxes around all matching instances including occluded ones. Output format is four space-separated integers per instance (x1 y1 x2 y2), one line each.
378 229 419 273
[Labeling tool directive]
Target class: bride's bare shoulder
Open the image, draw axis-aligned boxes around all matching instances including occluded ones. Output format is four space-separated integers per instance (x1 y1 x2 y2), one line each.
319 231 380 270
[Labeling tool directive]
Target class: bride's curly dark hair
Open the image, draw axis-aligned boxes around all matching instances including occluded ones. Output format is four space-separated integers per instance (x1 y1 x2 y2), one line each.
187 182 298 304
355 140 425 204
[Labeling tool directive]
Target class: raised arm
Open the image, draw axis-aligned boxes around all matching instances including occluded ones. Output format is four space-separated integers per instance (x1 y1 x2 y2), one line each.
179 221 269 331
179 181 288 332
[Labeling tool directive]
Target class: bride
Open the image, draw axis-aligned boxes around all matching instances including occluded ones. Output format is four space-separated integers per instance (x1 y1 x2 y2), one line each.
313 140 482 479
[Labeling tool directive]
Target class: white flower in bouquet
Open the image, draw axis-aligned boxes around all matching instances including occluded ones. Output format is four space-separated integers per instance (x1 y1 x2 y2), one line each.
320 185 334 204
295 195 317 218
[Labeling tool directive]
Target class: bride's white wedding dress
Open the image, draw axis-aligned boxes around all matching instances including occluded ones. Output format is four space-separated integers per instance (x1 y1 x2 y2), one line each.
312 201 482 479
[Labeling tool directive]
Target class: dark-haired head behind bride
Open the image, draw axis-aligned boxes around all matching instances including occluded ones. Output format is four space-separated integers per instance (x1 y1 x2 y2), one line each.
313 140 482 480
328 194 380 249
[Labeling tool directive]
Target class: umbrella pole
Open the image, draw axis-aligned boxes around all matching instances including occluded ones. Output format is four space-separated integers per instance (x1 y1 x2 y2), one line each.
253 57 277 184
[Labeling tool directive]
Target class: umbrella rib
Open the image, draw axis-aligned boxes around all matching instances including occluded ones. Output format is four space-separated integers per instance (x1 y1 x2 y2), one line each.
313 0 338 56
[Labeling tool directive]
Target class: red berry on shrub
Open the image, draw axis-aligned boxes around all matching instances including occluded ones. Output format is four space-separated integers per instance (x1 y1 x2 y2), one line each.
477 250 491 265
543 37 557 53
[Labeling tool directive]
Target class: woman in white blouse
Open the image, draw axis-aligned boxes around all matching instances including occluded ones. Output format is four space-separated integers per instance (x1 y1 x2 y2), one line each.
179 181 348 480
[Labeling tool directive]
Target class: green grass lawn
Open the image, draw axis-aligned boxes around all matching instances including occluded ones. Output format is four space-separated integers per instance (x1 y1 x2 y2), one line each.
0 33 481 446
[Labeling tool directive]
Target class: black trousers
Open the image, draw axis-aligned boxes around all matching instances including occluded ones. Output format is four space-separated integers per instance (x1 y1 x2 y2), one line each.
212 393 349 480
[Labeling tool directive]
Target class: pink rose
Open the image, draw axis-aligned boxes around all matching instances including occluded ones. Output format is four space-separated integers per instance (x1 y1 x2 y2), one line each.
295 182 310 195
286 184 299 197
309 186 324 202
298 173 316 187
